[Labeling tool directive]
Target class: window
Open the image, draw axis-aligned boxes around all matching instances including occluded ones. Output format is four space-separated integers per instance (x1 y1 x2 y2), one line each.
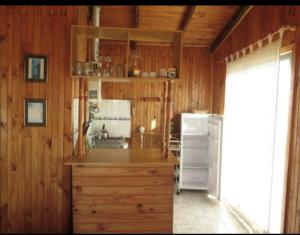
221 40 293 233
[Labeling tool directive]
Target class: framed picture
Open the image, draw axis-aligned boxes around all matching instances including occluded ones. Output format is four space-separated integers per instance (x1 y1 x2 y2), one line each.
24 55 48 82
24 98 47 127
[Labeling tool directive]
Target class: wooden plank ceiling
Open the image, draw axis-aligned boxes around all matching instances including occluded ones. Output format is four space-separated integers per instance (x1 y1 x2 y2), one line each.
99 5 239 46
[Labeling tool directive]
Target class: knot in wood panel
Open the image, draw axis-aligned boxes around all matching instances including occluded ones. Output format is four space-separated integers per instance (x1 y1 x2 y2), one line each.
0 121 6 129
7 96 12 104
1 71 7 79
0 34 6 42
12 69 18 77
10 163 17 172
75 185 82 191
47 139 52 148
149 169 158 175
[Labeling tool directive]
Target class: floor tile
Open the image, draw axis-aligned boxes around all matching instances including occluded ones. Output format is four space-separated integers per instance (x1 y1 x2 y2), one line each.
173 190 250 234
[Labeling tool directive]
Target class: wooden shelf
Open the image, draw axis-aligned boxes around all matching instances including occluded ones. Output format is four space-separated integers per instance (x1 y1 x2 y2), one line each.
70 25 183 82
71 75 182 83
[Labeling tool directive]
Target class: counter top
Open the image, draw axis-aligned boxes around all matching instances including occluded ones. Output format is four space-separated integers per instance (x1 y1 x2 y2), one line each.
65 148 178 167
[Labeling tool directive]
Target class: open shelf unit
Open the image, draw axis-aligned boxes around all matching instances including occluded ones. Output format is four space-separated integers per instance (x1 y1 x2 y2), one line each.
70 25 183 82
73 25 181 159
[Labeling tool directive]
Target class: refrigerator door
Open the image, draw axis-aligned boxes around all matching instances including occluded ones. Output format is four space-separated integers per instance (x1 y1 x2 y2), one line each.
208 114 223 200
181 113 209 135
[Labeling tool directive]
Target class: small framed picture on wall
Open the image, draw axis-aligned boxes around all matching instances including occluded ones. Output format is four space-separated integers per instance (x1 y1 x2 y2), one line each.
24 98 47 127
24 55 48 82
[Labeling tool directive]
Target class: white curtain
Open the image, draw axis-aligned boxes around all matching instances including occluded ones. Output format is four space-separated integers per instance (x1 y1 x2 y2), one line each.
221 39 282 232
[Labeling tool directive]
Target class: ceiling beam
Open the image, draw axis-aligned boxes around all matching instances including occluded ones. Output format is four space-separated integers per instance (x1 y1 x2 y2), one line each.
180 6 196 32
131 6 139 50
134 5 139 28
210 5 253 53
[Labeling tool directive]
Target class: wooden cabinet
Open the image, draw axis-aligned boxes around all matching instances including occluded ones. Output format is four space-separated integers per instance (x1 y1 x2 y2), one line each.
70 25 183 82
67 148 178 233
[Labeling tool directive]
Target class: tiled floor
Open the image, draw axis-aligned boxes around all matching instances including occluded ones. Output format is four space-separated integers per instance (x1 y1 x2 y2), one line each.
173 190 251 234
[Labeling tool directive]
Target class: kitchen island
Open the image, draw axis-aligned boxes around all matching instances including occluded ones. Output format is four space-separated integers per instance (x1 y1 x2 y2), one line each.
65 148 178 234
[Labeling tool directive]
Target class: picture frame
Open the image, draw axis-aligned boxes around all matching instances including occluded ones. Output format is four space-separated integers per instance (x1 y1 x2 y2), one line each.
24 55 48 82
24 98 47 127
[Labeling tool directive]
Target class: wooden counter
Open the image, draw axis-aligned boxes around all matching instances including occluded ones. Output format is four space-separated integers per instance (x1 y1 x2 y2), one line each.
65 148 178 234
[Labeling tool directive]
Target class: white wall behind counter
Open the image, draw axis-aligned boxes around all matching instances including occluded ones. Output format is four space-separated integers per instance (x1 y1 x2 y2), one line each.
91 99 131 138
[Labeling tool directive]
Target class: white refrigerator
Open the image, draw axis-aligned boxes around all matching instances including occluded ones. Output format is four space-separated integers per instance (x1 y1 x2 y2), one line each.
179 113 223 199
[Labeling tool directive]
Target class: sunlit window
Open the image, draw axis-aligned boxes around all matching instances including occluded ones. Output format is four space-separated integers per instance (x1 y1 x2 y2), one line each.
221 40 292 233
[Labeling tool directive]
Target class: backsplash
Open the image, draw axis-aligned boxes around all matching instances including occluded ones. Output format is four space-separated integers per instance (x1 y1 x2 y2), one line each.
90 99 132 138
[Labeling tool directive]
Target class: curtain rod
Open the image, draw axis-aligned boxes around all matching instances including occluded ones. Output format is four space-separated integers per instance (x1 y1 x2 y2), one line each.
218 25 296 64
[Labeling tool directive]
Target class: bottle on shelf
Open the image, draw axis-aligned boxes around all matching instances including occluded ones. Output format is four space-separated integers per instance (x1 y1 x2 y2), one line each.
128 53 141 78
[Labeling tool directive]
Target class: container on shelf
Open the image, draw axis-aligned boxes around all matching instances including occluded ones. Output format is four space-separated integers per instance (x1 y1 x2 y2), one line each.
128 54 141 78
102 56 112 77
89 61 98 76
74 61 84 75
83 62 93 76
149 71 157 78
141 71 149 78
159 68 167 78
167 68 177 78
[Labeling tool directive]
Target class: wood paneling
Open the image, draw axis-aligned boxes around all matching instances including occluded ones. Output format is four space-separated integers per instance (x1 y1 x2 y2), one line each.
72 166 174 233
139 6 186 31
73 194 172 205
211 6 300 233
100 6 136 28
0 5 212 234
100 45 213 134
0 6 87 233
184 6 239 46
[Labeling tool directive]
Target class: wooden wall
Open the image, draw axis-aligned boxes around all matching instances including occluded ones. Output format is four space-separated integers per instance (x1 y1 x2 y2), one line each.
0 6 86 233
0 6 213 234
101 45 213 134
211 6 300 233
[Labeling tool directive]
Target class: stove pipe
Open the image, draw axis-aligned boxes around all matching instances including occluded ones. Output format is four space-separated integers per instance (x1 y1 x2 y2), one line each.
91 6 100 62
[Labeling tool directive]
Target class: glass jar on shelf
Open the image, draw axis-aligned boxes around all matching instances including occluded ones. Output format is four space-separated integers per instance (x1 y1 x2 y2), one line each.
83 62 92 76
128 53 141 78
102 56 112 77
96 56 104 77
74 61 83 75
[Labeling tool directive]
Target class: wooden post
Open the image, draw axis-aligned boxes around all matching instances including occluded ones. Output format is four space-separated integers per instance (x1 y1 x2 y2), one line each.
78 78 86 159
162 81 168 156
84 79 89 123
165 80 173 157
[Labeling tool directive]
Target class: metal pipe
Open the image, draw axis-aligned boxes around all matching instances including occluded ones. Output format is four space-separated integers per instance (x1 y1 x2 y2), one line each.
91 6 100 62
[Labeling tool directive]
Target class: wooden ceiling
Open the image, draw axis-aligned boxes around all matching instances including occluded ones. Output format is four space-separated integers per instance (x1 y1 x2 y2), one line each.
99 5 240 47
